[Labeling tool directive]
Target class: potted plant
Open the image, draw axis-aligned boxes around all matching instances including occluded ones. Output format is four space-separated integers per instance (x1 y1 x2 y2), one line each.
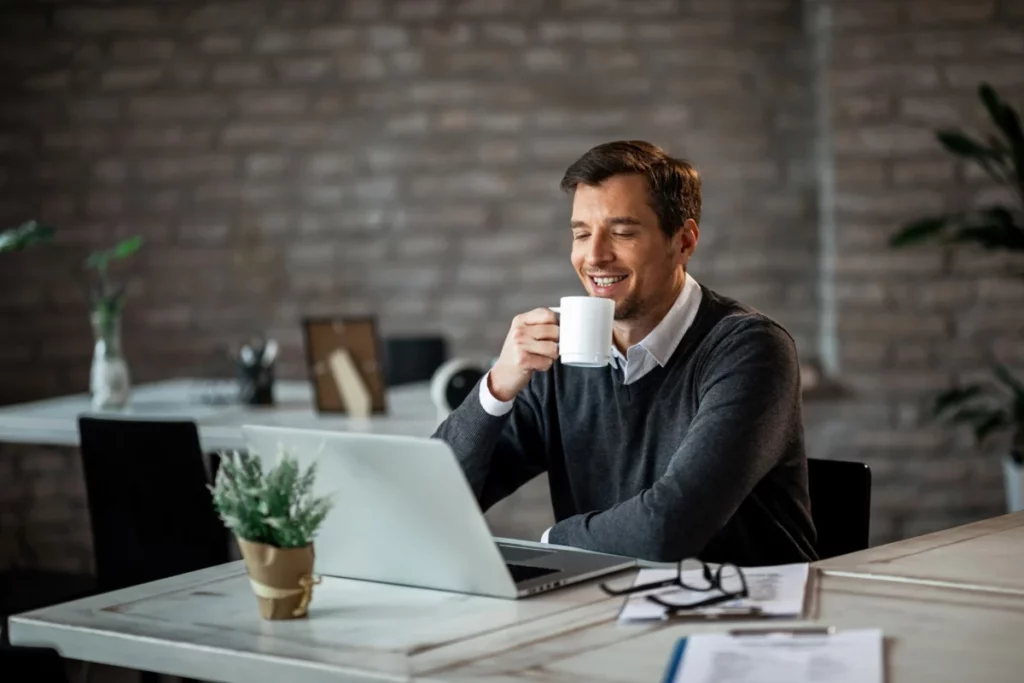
85 235 143 410
889 82 1024 511
209 447 334 620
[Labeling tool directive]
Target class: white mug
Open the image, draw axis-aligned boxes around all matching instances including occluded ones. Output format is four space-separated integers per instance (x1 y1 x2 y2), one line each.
550 296 615 367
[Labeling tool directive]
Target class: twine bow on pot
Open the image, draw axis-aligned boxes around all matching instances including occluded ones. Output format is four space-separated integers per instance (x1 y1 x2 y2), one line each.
248 574 322 618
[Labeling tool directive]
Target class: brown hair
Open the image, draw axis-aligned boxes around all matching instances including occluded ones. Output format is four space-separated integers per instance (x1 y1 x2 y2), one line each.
559 140 701 238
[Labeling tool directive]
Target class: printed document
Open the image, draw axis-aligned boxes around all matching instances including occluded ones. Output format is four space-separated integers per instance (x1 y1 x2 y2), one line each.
669 628 883 683
618 563 809 621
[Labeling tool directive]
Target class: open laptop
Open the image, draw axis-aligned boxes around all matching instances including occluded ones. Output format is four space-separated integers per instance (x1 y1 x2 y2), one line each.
240 424 636 599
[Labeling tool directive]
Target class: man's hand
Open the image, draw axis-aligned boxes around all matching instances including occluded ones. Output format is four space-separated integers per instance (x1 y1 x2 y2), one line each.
488 308 560 401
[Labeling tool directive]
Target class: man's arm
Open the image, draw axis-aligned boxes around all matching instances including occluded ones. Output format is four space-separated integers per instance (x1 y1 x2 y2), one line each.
432 372 548 511
546 320 802 562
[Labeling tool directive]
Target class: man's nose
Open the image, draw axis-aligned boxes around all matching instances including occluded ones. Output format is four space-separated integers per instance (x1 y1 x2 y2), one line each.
584 233 613 265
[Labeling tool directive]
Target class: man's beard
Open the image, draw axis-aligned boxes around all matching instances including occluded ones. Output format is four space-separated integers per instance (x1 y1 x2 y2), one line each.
614 292 644 321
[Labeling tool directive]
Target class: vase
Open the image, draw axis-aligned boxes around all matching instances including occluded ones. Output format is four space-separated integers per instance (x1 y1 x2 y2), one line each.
237 538 318 620
1003 454 1024 513
89 308 131 410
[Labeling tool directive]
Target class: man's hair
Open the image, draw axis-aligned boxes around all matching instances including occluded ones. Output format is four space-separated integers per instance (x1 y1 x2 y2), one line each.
559 140 701 238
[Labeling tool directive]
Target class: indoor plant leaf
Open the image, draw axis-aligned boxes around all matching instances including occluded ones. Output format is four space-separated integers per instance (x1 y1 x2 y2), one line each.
973 411 1011 443
0 220 55 253
889 215 952 247
932 384 986 417
993 363 1024 398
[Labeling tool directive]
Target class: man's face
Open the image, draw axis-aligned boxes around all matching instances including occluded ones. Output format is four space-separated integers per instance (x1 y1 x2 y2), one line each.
569 174 696 321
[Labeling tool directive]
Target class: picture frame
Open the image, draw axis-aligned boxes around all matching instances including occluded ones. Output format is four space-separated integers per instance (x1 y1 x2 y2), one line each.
301 316 387 415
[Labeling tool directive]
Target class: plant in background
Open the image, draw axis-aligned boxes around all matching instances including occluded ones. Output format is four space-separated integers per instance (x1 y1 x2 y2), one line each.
209 447 334 549
0 219 54 253
85 235 143 342
889 82 1024 485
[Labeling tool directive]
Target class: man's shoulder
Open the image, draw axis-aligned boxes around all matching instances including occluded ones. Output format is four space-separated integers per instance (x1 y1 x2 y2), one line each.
695 286 798 357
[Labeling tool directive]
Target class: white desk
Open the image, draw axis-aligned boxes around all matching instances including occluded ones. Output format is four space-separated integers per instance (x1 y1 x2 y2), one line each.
10 539 1024 683
0 378 442 451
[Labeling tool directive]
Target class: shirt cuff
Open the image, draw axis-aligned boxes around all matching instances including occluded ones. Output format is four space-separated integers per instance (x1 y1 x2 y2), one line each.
541 526 551 543
478 371 515 417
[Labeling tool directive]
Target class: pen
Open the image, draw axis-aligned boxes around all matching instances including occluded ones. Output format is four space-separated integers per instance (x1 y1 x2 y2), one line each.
728 626 836 637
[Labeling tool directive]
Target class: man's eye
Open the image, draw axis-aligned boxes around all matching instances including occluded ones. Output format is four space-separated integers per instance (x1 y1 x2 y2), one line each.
573 233 589 240
613 232 635 238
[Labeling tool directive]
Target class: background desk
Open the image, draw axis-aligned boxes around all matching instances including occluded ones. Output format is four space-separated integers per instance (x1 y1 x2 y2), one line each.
0 378 443 451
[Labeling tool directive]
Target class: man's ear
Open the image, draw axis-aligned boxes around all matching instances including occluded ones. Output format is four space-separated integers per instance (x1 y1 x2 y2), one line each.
678 218 699 258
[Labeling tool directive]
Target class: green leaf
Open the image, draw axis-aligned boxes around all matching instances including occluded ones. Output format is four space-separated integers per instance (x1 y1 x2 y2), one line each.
0 220 56 253
947 207 1024 251
936 130 996 159
993 363 1024 398
980 84 1024 182
974 411 1011 443
933 384 986 417
889 216 951 247
111 235 143 259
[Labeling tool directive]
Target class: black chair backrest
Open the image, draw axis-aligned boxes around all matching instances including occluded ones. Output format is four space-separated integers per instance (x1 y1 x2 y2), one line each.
383 336 448 386
806 458 872 560
78 417 230 593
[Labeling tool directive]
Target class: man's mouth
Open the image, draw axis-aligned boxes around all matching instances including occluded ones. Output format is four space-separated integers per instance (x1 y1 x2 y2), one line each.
589 274 628 295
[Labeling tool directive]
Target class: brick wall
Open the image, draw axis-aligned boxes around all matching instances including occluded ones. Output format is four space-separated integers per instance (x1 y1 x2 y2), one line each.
0 0 1022 573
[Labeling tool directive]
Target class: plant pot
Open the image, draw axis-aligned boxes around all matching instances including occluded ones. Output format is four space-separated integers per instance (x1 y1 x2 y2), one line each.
237 538 319 620
1003 455 1024 513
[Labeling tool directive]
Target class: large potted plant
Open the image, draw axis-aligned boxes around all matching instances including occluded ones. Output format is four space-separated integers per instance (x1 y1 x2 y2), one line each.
889 82 1024 511
85 235 143 410
209 447 334 620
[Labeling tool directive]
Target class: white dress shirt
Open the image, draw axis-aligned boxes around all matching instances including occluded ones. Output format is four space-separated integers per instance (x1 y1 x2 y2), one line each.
477 273 704 543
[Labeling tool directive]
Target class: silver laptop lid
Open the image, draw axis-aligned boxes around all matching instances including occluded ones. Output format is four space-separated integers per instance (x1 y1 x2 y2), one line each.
240 424 520 599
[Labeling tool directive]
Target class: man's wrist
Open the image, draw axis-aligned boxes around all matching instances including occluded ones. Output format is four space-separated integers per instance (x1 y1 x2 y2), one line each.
478 370 515 417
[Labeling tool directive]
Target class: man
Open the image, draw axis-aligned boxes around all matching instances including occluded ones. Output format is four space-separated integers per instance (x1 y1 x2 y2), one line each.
433 140 817 566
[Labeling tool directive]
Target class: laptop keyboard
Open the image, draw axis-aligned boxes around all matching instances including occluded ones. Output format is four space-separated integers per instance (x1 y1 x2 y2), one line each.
506 563 559 583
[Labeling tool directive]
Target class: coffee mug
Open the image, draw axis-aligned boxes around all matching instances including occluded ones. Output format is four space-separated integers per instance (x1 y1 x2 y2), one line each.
550 296 615 367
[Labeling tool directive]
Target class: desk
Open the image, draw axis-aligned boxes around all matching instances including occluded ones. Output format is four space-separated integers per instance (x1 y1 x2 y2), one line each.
817 510 1024 596
10 515 1024 683
429 573 1024 683
0 378 441 451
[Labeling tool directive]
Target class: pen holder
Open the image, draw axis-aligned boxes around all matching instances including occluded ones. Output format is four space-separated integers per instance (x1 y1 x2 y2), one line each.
238 360 274 406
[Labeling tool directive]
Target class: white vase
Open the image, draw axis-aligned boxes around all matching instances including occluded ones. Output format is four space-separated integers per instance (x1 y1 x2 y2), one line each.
1003 455 1024 513
89 309 131 410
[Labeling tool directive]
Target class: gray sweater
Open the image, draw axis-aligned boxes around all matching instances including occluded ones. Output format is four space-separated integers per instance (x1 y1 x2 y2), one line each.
432 285 818 565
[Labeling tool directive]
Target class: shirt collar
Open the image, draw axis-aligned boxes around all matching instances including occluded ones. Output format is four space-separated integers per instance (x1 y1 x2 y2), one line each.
610 272 702 367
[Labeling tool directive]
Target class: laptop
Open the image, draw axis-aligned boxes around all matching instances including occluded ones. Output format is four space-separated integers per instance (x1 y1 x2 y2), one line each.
240 424 636 599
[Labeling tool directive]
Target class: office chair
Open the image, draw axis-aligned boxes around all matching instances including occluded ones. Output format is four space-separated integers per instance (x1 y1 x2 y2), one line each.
0 641 70 683
806 458 872 560
383 335 449 387
77 417 231 594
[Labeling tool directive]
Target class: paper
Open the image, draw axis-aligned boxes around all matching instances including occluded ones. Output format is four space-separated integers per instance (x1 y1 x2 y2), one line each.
618 563 809 621
669 629 883 683
328 348 372 417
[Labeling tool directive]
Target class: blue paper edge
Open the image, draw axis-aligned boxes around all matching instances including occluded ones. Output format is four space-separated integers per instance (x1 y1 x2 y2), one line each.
660 637 688 683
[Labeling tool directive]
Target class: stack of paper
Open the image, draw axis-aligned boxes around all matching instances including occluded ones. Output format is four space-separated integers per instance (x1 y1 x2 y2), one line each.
617 563 810 622
665 628 884 683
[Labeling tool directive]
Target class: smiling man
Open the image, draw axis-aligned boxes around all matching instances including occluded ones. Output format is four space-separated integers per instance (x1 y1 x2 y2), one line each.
433 140 817 566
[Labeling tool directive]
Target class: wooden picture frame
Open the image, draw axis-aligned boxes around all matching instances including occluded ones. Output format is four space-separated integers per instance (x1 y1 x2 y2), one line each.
301 316 387 415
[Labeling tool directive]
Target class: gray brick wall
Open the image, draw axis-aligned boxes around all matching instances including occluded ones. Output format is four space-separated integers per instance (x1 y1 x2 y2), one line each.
0 0 1022 572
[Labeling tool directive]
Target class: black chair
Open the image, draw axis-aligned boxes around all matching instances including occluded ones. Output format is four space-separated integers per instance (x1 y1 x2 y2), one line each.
806 458 872 560
0 642 70 683
77 417 231 594
382 336 448 387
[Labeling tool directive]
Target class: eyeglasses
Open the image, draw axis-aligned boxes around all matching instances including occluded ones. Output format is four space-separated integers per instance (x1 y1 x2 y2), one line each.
599 558 756 617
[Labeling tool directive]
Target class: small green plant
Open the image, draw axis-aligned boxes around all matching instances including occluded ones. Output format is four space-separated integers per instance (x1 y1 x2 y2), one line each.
209 447 334 548
86 235 143 340
0 219 55 253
